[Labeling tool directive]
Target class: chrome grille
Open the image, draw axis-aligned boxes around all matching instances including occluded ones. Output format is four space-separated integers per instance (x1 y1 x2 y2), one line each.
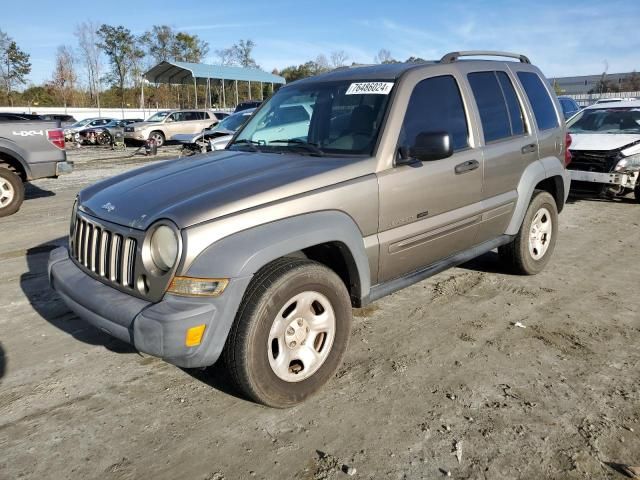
71 215 137 289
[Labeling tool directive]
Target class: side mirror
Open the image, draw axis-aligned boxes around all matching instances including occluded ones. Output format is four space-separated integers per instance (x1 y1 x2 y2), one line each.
398 131 453 164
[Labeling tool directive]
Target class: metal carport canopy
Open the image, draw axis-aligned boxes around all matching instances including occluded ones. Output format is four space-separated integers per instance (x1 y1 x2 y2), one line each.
144 61 286 86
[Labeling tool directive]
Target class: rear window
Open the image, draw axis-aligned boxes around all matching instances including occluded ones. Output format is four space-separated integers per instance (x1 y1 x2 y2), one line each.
517 72 559 131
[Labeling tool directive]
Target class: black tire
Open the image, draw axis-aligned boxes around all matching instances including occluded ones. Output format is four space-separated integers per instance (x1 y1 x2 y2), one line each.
499 190 558 275
224 257 353 408
634 183 640 204
148 131 165 148
0 165 24 218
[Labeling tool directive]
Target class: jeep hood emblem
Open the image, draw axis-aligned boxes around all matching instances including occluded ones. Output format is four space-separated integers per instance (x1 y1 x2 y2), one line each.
102 202 116 212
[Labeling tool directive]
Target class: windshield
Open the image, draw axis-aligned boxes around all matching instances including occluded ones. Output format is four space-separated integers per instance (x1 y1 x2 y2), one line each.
214 112 252 132
230 80 394 155
70 119 92 128
146 111 170 122
568 107 640 134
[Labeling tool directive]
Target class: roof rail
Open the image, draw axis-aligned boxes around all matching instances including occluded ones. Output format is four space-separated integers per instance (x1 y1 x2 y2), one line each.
440 51 531 64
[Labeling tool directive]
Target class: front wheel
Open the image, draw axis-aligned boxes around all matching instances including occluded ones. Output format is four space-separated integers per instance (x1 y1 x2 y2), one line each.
224 258 353 408
634 182 640 204
148 131 165 148
499 190 558 275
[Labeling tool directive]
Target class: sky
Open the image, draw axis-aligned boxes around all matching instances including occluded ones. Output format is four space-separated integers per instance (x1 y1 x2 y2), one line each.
1 0 639 85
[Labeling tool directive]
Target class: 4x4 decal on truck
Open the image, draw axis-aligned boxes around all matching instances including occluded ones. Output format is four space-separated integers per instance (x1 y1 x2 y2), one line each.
12 130 44 136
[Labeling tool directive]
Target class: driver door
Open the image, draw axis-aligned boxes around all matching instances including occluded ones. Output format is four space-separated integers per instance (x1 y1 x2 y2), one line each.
376 74 484 282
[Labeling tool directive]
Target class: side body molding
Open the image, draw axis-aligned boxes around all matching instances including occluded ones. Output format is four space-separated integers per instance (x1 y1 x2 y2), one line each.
185 210 372 302
505 156 569 235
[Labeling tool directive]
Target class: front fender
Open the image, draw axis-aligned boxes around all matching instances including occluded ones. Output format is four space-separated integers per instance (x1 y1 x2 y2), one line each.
185 210 371 300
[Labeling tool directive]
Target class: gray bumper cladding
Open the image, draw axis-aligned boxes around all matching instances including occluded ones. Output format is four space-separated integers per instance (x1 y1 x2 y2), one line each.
48 247 251 368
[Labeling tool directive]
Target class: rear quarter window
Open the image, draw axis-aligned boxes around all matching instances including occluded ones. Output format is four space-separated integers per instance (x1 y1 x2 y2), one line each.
517 72 559 131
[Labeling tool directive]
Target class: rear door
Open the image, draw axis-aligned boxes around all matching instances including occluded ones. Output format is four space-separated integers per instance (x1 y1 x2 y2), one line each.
376 73 484 282
512 68 563 167
460 66 538 242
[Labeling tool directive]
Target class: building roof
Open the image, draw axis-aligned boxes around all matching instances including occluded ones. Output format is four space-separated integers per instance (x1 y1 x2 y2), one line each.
144 61 286 85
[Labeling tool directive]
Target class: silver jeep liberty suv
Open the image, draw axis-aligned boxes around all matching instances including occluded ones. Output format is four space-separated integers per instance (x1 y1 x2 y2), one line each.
49 51 571 407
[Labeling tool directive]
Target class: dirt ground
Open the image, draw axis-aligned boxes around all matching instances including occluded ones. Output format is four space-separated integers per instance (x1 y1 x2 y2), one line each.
0 146 638 480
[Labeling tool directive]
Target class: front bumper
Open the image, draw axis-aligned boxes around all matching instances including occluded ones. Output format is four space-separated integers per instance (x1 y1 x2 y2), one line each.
48 247 251 368
569 169 637 189
124 131 147 141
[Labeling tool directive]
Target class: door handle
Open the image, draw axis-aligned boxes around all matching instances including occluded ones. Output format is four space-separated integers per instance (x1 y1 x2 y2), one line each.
454 159 479 174
521 143 537 154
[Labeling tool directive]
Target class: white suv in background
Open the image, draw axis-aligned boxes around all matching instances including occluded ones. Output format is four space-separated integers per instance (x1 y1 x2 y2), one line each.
124 110 221 147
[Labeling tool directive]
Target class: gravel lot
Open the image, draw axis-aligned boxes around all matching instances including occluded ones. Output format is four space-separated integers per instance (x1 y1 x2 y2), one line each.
0 147 639 480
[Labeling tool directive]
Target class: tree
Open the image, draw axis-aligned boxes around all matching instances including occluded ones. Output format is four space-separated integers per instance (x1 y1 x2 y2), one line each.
141 25 175 63
233 39 258 68
97 24 144 108
621 71 640 92
330 50 349 68
51 45 76 108
0 37 31 106
172 32 209 63
552 80 564 96
374 48 395 64
74 21 102 109
216 39 258 67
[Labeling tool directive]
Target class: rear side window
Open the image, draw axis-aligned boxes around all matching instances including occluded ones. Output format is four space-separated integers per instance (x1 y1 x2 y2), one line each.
496 72 525 135
468 71 526 143
517 72 559 131
400 75 469 151
468 72 512 142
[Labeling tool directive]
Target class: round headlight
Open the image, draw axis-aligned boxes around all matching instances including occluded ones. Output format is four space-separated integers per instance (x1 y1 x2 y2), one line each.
150 225 179 272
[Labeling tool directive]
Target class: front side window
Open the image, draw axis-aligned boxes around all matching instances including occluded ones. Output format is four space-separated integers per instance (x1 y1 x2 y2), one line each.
517 72 559 131
399 75 469 151
231 80 393 155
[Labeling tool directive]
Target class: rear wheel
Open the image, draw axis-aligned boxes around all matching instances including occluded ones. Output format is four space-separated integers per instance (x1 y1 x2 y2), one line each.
149 131 165 148
634 182 640 204
0 166 24 217
499 190 558 275
224 258 352 408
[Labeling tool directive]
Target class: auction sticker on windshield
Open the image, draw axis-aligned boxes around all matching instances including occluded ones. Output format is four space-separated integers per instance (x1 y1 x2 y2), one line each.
346 82 394 95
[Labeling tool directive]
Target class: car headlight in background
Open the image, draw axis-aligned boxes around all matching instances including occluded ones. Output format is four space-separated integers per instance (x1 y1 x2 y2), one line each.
149 224 179 272
615 153 640 172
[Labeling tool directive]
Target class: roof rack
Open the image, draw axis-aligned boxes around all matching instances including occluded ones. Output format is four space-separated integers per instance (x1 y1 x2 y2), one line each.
440 51 531 64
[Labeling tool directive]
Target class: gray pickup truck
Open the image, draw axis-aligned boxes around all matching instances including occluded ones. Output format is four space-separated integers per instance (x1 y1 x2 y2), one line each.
0 121 72 216
49 51 570 407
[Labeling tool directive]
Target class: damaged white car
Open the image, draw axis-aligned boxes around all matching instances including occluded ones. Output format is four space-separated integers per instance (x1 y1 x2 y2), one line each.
173 108 255 156
567 100 640 202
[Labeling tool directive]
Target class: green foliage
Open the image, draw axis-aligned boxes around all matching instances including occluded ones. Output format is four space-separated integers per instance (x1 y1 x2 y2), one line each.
172 32 209 63
0 29 31 105
215 39 258 68
96 24 144 107
279 60 330 83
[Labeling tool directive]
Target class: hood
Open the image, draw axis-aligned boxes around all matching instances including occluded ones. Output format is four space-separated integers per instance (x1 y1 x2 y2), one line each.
570 133 640 152
78 150 373 230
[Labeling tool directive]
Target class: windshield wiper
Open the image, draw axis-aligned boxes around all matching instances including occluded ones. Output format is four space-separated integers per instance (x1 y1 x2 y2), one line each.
269 139 325 156
230 139 261 151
